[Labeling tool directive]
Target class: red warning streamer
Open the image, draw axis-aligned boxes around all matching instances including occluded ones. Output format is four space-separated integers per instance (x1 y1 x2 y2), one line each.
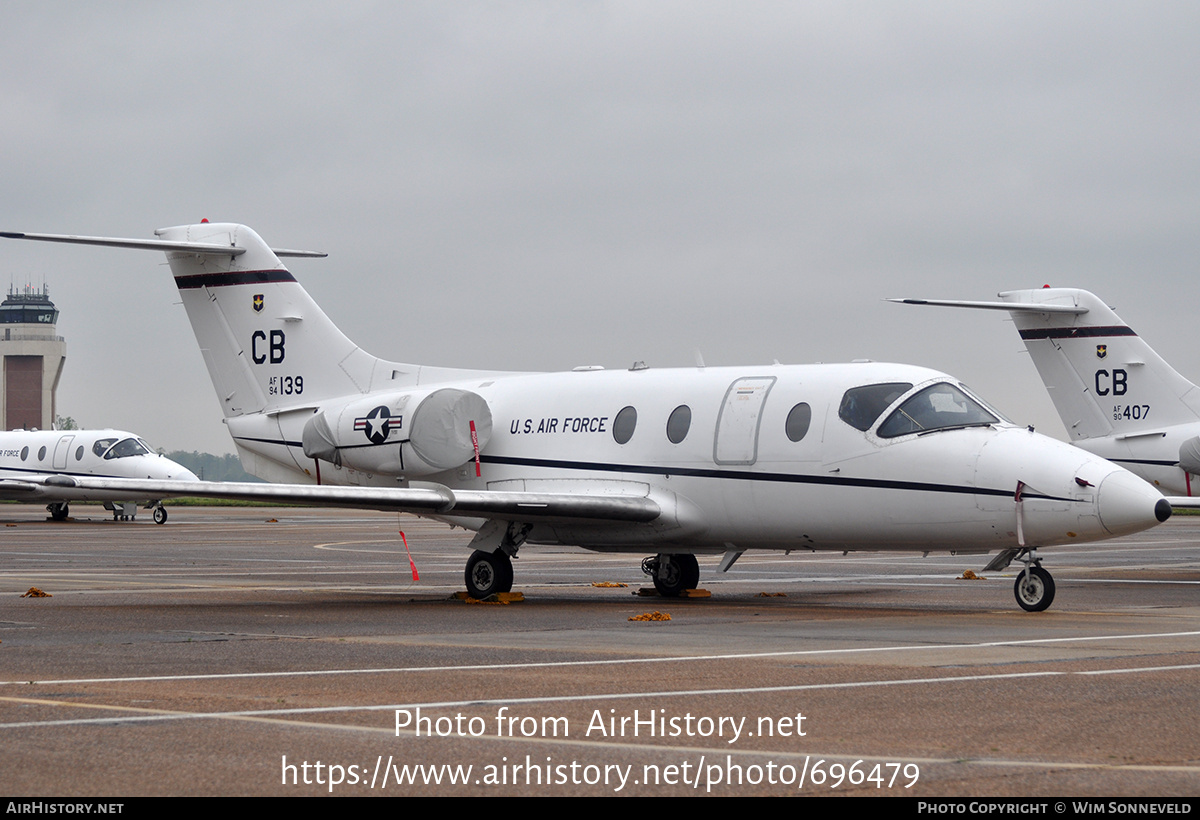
400 530 419 581
470 419 481 477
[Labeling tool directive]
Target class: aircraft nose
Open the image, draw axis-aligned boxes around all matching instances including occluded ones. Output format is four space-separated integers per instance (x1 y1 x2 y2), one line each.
1097 469 1171 536
151 457 199 482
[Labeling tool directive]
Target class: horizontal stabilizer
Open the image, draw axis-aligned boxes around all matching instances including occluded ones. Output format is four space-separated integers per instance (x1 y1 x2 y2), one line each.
0 231 326 258
886 297 1088 315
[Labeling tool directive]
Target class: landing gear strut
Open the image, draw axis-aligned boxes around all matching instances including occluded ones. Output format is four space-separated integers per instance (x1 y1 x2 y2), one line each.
1013 550 1056 612
464 549 514 599
642 553 700 597
47 502 69 522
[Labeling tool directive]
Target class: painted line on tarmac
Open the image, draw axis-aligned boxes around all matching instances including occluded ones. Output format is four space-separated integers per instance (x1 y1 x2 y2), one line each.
3 630 1197 687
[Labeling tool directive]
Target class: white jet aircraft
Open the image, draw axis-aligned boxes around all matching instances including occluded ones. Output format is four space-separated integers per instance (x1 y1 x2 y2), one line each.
0 428 198 522
1 226 1172 611
891 288 1200 504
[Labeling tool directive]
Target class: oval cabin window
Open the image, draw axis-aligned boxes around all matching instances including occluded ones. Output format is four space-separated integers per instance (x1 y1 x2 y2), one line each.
785 402 812 442
666 405 692 444
613 406 637 445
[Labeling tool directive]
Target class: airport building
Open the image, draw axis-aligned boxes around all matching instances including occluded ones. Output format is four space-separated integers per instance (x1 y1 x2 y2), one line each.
0 285 65 431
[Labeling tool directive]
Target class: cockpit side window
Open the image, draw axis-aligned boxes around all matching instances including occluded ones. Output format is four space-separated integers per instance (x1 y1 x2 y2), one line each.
104 438 150 459
93 438 118 457
838 383 912 432
877 382 999 438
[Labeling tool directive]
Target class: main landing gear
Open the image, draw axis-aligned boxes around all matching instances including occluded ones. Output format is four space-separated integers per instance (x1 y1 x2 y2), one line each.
47 502 69 522
641 553 700 597
464 549 514 599
1013 550 1056 612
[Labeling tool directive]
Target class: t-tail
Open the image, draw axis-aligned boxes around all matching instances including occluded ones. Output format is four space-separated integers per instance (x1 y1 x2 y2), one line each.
1 223 496 483
890 288 1200 495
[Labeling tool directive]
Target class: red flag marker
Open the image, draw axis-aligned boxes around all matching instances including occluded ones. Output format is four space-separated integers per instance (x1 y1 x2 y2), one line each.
400 530 419 581
470 419 481 477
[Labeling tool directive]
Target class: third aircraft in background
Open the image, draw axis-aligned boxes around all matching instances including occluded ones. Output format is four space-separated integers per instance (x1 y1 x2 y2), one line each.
891 288 1200 504
1 226 1172 611
0 427 197 522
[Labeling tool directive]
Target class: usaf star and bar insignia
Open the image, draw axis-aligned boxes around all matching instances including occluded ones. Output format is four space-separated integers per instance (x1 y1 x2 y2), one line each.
354 405 403 445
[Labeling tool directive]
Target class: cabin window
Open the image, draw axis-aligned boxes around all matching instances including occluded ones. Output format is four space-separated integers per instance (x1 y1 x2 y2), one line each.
20 446 28 461
37 446 46 461
613 406 637 444
666 405 691 444
838 383 912 432
75 446 84 461
877 382 999 438
785 402 812 442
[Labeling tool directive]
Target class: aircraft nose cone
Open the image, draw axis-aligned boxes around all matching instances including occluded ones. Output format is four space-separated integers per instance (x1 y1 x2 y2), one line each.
1155 497 1172 523
151 459 199 482
1097 469 1170 536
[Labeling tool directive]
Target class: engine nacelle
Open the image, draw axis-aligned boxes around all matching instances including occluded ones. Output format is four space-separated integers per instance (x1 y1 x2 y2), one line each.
302 388 492 477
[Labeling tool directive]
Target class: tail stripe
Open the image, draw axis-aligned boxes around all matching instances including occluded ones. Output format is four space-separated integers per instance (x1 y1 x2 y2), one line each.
1019 326 1137 341
174 270 297 290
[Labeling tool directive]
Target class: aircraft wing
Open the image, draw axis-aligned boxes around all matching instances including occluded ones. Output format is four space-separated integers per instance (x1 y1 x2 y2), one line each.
885 298 1088 314
1163 497 1200 510
38 476 662 523
0 479 47 499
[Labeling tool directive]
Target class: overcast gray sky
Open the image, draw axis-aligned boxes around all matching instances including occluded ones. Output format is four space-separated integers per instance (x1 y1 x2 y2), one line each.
2 1 1198 454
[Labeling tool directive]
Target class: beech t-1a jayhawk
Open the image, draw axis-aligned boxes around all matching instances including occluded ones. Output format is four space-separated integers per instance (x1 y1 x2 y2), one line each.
1 225 1173 611
891 287 1200 506
0 427 197 522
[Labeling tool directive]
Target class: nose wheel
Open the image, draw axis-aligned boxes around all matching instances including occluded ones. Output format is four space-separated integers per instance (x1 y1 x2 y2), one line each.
1014 563 1055 612
153 506 168 525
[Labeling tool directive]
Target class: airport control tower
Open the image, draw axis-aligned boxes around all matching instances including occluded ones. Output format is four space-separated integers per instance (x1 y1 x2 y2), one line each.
0 285 66 431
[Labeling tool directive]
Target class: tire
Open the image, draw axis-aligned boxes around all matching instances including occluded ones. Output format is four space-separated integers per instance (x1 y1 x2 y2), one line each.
153 507 168 525
464 549 514 598
1014 565 1056 612
48 503 69 522
652 553 699 597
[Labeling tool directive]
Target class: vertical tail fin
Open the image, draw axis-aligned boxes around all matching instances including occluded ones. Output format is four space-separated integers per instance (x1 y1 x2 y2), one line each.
997 288 1200 441
891 289 1200 441
156 222 407 417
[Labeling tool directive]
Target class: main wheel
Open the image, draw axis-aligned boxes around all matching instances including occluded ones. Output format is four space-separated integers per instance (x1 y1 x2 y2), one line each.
153 506 168 525
464 549 514 599
48 503 69 522
1014 565 1056 612
651 553 700 597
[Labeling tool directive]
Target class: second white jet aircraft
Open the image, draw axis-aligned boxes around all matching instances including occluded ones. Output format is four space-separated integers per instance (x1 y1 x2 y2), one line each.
2 226 1171 611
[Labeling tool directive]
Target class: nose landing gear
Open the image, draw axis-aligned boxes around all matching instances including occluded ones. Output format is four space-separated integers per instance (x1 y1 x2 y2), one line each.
1013 550 1056 612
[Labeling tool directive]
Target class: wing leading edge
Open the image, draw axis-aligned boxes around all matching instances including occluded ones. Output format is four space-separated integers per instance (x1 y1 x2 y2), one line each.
40 476 662 523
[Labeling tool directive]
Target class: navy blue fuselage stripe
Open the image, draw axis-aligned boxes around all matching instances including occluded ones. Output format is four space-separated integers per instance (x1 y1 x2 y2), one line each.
174 270 296 289
232 435 1074 503
1018 326 1138 340
479 454 1068 501
232 436 304 448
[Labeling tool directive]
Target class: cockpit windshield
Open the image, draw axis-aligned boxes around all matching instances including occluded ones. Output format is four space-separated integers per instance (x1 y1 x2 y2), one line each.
838 383 913 432
102 437 151 459
877 382 999 438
